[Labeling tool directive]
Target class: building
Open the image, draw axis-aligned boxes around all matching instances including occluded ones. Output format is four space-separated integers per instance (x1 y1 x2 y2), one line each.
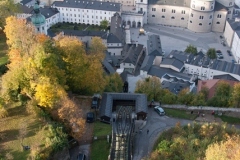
52 0 121 26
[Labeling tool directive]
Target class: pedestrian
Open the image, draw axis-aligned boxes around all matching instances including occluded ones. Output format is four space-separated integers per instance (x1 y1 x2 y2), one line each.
147 129 149 134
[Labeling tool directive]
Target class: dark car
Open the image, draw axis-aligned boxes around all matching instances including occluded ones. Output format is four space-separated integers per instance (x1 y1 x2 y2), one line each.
77 153 86 160
86 112 95 123
227 50 232 56
216 50 221 53
91 94 101 109
154 106 165 116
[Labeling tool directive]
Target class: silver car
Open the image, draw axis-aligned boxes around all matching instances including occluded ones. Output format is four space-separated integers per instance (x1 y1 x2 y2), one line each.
154 106 165 116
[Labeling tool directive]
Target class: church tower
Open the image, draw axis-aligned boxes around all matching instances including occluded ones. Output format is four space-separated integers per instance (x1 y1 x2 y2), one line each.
31 1 47 34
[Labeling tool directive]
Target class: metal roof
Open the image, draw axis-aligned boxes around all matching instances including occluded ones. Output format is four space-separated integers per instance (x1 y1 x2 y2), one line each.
148 0 191 7
147 35 163 56
100 93 148 118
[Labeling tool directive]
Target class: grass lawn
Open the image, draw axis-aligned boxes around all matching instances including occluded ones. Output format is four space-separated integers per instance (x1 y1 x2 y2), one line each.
164 108 197 120
93 121 111 137
90 121 111 160
0 104 49 159
215 115 240 124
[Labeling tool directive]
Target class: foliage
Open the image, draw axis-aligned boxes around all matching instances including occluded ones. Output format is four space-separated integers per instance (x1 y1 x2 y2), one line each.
0 0 19 28
177 88 194 105
207 48 217 59
0 106 8 118
57 97 85 140
91 139 110 160
104 73 123 92
215 115 240 124
229 83 240 108
161 89 177 104
135 76 162 101
184 45 197 55
100 20 109 29
208 81 233 107
150 123 240 160
205 135 240 160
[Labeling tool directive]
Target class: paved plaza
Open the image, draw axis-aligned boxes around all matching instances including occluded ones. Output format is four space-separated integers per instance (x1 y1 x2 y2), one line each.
130 24 235 63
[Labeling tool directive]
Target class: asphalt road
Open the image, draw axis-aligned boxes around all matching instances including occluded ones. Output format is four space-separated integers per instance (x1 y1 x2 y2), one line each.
132 108 192 160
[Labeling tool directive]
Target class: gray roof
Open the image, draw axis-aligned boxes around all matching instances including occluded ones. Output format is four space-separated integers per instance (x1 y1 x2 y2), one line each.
148 0 191 7
147 35 163 56
161 80 192 95
140 55 155 71
20 0 33 5
213 74 239 81
236 30 240 37
167 50 189 62
214 1 228 12
38 7 59 19
121 44 144 65
107 33 122 43
19 4 33 13
227 19 240 31
148 66 192 81
109 12 125 44
102 52 116 74
210 60 240 75
100 92 148 118
161 58 184 70
53 0 121 12
63 30 108 39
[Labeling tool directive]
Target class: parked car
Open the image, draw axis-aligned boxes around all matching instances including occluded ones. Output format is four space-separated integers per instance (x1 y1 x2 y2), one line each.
91 94 101 109
77 153 86 160
154 106 165 116
216 50 222 53
227 50 232 56
86 112 95 123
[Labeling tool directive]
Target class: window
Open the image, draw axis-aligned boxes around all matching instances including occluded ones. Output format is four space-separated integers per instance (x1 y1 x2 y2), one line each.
191 13 193 17
190 20 192 23
192 4 195 8
181 10 185 14
172 9 175 13
162 9 166 12
199 16 204 19
162 15 165 18
211 6 213 9
74 14 76 17
62 13 64 16
209 23 211 25
141 0 143 2
228 10 231 14
152 15 155 17
217 14 221 18
229 2 232 6
201 7 205 10
37 27 39 31
181 17 184 20
171 16 175 19
96 16 98 19
216 22 220 24
199 23 202 26
209 15 212 19
152 8 156 11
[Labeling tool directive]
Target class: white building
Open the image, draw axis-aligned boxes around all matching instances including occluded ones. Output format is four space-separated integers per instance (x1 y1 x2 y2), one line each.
52 0 121 26
231 30 240 63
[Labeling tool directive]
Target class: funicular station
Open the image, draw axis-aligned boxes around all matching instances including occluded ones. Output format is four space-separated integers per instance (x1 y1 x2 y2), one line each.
99 93 148 160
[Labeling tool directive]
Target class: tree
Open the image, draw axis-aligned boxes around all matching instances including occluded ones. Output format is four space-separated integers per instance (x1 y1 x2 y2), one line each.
177 88 194 105
100 20 109 29
161 89 177 104
0 0 19 28
205 136 240 160
104 73 123 92
58 97 85 139
214 81 232 107
207 48 217 59
135 76 162 101
89 37 106 59
184 45 197 55
229 83 240 107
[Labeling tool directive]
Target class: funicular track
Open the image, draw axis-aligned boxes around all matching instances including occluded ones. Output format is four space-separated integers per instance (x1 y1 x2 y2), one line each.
110 106 134 160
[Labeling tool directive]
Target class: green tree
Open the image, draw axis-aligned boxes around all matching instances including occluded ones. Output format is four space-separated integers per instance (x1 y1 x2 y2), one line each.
135 76 162 101
0 0 19 28
229 83 240 107
89 37 106 59
177 88 194 105
184 45 197 55
100 20 109 29
214 81 232 107
104 73 123 92
207 48 217 59
161 89 177 104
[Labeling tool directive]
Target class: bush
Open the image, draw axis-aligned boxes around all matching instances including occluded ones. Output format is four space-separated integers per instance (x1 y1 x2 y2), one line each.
0 107 8 118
